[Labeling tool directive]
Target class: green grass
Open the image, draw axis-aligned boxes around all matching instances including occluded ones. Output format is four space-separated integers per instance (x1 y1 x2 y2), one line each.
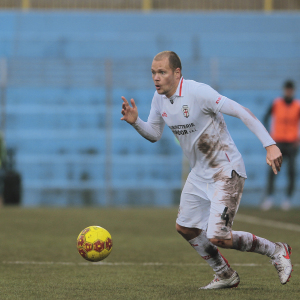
0 207 299 299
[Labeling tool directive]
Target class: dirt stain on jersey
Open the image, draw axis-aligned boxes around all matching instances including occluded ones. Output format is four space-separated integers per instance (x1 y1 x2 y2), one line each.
198 134 218 167
218 118 227 135
198 134 212 156
198 134 228 168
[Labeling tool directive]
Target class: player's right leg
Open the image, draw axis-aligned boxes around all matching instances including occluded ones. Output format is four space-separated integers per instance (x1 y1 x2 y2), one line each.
206 171 293 285
231 233 293 284
176 178 238 289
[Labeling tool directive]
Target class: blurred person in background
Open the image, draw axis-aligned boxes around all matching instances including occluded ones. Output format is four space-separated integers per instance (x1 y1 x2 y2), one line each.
0 132 6 206
261 80 300 211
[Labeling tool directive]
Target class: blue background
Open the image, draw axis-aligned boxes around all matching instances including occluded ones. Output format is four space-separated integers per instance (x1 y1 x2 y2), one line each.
0 12 299 206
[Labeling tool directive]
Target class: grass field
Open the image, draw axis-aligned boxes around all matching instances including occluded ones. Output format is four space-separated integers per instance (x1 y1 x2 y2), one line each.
0 207 299 300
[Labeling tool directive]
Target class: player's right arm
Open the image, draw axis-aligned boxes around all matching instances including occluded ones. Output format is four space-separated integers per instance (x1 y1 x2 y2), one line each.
121 96 165 143
220 99 282 174
197 84 282 175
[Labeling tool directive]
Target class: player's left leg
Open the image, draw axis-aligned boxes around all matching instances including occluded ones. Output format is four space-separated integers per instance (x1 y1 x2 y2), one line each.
207 171 293 285
176 224 235 277
176 224 240 290
261 142 284 211
283 143 298 210
176 178 238 289
261 167 276 210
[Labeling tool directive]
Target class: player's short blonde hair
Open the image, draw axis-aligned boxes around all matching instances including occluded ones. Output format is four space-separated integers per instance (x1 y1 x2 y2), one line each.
154 51 182 75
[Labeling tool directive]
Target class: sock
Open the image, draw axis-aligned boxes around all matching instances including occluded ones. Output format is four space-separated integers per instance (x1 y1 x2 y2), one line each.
189 231 234 278
232 231 276 257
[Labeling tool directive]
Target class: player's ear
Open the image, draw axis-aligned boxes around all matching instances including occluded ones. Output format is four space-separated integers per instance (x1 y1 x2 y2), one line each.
175 68 181 79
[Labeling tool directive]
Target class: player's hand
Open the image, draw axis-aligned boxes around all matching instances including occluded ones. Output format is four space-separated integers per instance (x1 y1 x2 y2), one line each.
265 144 282 175
120 96 138 124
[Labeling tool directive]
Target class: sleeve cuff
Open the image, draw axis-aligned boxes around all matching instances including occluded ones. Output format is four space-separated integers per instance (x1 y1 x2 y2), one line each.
263 139 276 148
131 117 142 128
214 96 227 114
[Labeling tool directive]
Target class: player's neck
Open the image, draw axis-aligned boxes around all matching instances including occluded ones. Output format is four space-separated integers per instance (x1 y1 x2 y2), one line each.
165 79 181 99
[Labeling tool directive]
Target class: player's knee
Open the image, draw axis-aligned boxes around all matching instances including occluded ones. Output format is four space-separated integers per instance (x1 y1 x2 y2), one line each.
209 238 228 248
176 223 192 236
209 238 219 245
176 223 185 234
176 223 202 240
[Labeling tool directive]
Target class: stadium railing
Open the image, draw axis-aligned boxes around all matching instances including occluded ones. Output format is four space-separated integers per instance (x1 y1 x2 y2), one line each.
0 0 300 11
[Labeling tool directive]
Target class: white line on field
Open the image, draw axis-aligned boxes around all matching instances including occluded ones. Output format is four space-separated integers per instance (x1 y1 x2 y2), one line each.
2 261 299 267
235 214 300 232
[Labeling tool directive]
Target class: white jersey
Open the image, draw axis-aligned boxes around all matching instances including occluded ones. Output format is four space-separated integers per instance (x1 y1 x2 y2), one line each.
146 77 247 182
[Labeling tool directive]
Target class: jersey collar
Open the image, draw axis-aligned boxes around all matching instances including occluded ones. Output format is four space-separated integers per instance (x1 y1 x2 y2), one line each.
177 77 184 97
163 77 184 99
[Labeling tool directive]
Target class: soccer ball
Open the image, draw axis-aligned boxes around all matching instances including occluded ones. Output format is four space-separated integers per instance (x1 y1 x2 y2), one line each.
77 226 113 262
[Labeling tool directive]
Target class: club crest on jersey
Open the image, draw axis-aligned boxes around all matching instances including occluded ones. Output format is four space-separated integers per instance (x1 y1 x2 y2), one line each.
182 105 189 118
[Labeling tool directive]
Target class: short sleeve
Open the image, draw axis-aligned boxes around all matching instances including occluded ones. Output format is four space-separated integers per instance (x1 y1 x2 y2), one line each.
198 84 227 115
147 93 165 125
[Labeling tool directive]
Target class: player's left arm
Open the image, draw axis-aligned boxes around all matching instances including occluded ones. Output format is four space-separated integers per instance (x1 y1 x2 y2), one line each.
220 98 282 174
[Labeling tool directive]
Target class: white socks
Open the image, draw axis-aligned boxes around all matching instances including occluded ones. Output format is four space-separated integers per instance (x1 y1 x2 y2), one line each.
232 231 276 257
188 230 276 279
189 231 233 278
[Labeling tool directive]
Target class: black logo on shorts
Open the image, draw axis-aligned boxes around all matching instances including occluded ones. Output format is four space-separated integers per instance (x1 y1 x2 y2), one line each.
221 207 229 226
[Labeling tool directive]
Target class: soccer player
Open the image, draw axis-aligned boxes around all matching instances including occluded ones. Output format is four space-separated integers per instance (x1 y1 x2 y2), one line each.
120 51 293 289
261 80 300 211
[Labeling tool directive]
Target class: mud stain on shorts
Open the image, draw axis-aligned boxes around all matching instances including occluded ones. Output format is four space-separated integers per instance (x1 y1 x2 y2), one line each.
213 169 224 182
213 171 245 238
198 134 228 168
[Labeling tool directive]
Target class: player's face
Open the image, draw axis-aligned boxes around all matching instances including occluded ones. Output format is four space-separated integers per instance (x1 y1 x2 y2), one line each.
151 58 181 98
284 87 295 98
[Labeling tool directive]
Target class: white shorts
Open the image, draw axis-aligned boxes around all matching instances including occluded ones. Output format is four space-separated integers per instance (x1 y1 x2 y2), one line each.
176 171 245 239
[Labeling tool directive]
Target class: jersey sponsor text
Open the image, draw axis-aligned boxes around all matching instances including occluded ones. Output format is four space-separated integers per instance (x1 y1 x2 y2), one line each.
169 123 197 136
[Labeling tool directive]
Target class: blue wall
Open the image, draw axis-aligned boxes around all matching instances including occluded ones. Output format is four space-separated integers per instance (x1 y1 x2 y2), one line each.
1 12 300 59
0 12 300 206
